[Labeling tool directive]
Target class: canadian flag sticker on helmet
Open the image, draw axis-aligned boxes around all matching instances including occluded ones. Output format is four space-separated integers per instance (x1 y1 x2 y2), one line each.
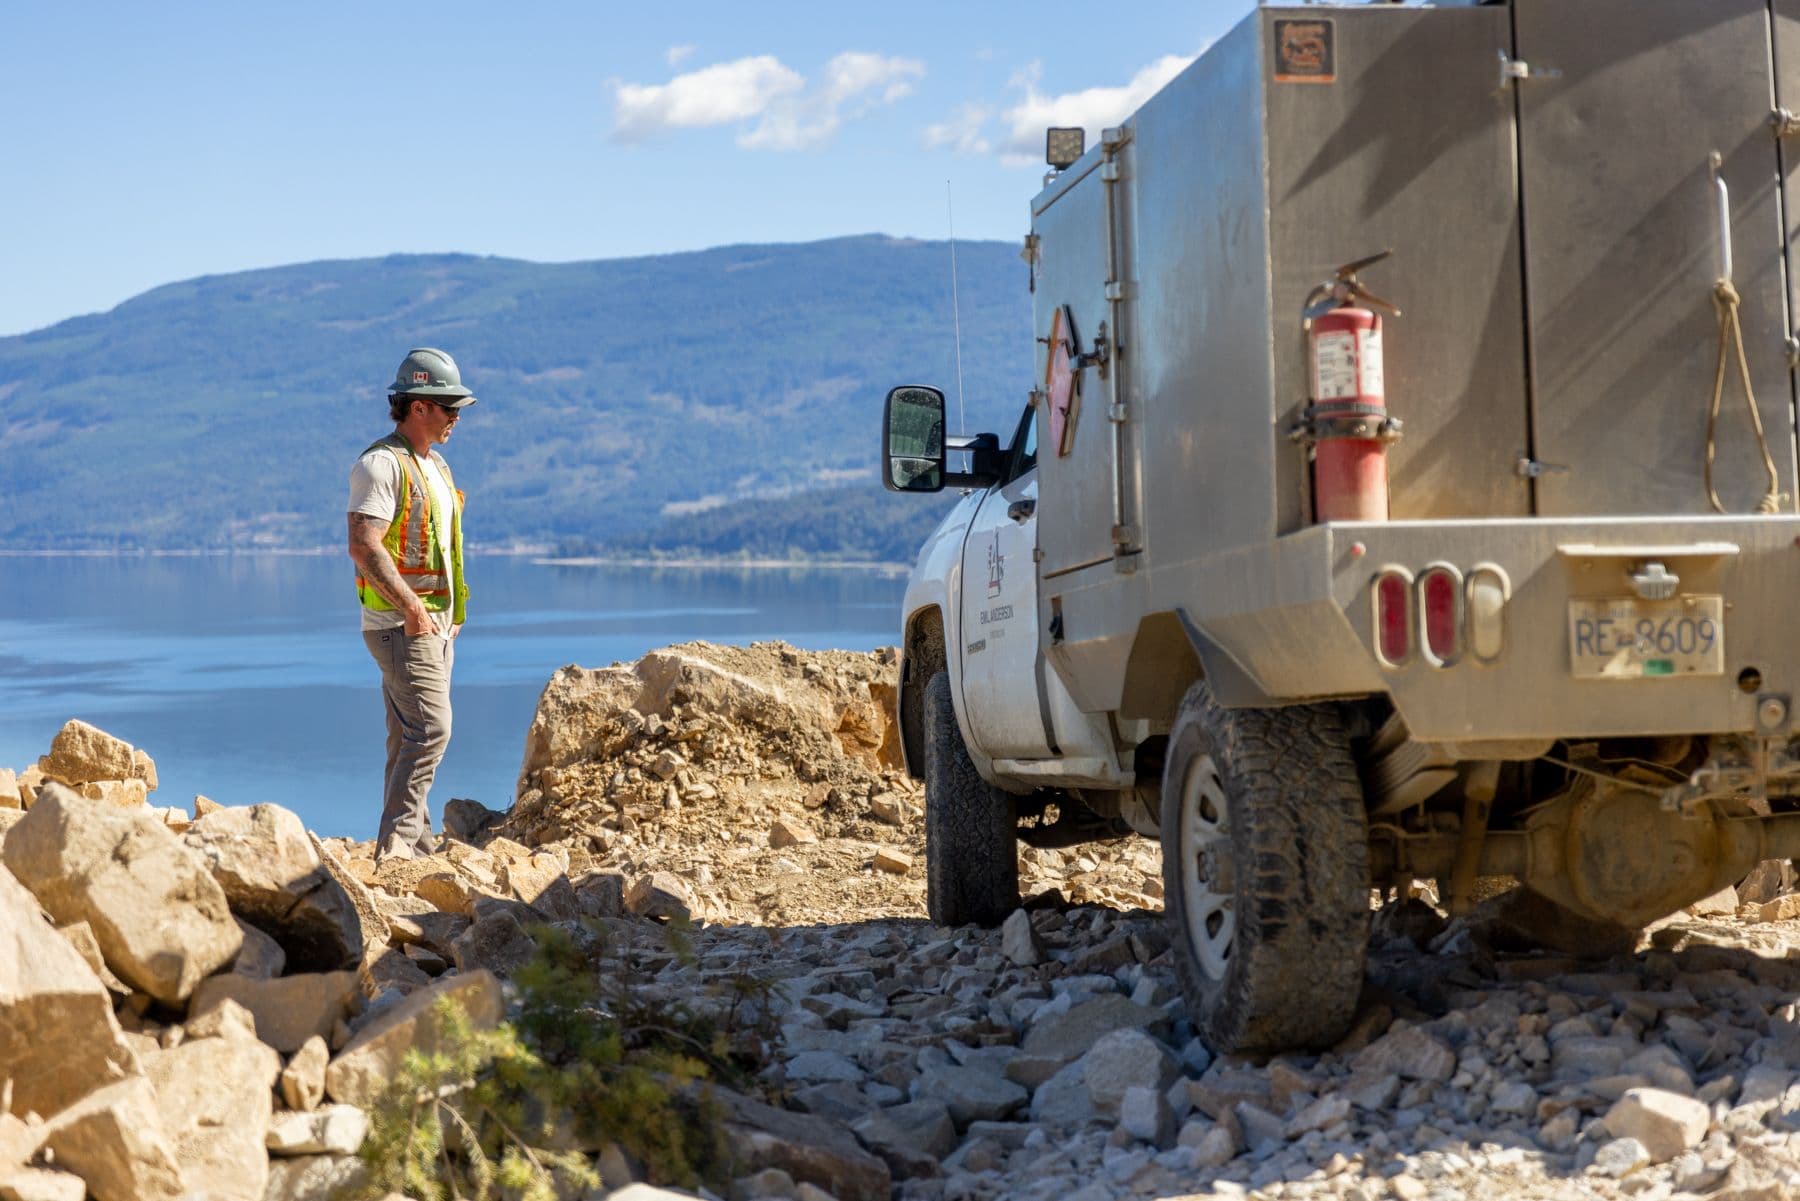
390 347 475 403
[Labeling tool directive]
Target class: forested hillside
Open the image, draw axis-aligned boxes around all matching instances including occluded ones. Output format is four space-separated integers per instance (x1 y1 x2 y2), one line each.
0 237 1030 556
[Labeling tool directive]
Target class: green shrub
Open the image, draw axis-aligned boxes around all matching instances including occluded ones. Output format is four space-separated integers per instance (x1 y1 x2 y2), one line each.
358 919 782 1199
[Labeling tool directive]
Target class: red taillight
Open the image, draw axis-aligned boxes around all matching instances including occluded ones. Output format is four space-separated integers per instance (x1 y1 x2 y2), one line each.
1419 565 1462 664
1373 570 1412 666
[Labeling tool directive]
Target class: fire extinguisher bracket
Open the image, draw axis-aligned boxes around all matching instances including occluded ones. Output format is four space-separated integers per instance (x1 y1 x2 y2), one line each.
1292 404 1404 444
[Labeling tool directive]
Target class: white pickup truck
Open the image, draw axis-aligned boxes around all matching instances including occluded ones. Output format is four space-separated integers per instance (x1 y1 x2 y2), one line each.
882 0 1800 1056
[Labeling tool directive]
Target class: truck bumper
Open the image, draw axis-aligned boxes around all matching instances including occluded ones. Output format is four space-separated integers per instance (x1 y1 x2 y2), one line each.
1179 516 1800 741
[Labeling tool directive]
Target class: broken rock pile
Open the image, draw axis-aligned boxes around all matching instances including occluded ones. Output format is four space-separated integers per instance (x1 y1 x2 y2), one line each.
658 892 1800 1201
0 721 506 1201
497 642 1158 926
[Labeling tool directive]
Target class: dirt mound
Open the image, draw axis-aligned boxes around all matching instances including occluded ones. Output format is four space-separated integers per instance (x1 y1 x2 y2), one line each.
494 640 1158 926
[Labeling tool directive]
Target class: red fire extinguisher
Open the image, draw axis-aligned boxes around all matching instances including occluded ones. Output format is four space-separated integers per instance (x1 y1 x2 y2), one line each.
1297 251 1403 523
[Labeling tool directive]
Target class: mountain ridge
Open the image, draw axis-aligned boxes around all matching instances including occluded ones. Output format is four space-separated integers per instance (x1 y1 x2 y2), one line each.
0 235 1029 556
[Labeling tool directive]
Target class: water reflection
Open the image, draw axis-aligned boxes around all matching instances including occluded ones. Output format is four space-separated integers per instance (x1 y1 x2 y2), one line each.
0 556 904 838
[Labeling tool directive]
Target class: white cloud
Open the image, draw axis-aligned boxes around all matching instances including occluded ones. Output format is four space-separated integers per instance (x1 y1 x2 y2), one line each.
665 44 696 67
741 51 924 150
609 50 923 150
924 102 994 157
995 52 1197 166
824 51 922 105
610 56 804 142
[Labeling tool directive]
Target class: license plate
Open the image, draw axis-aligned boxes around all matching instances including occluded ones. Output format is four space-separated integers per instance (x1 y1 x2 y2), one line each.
1567 596 1724 679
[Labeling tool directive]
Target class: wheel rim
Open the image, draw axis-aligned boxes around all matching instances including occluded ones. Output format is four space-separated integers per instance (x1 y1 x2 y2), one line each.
1179 752 1235 980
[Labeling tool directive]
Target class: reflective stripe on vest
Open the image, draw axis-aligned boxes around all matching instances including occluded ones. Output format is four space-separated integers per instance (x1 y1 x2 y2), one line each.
355 434 468 624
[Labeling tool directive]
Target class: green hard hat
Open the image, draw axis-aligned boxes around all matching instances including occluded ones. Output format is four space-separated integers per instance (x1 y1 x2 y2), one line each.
389 347 476 406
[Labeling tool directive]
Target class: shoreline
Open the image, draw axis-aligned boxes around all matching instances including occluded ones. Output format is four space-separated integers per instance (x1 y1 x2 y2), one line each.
536 555 909 574
0 546 912 573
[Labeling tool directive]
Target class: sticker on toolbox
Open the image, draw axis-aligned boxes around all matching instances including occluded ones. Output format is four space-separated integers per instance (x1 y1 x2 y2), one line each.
1273 19 1336 84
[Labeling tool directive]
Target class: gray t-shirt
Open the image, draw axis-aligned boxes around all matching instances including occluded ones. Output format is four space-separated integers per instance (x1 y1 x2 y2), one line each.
348 445 457 636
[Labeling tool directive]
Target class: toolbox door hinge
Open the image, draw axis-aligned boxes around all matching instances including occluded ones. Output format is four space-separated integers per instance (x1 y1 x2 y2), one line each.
1496 50 1560 93
1516 457 1569 480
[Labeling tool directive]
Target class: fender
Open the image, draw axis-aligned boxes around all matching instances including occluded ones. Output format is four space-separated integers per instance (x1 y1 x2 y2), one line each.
897 490 993 780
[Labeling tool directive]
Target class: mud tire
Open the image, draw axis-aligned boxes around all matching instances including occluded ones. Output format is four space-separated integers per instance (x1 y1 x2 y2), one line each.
923 671 1018 927
1161 680 1369 1053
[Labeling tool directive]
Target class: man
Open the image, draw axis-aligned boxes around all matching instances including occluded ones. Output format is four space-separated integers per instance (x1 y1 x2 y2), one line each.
347 347 475 861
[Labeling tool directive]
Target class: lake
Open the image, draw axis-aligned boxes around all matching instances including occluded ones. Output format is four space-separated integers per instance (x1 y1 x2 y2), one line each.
0 555 905 838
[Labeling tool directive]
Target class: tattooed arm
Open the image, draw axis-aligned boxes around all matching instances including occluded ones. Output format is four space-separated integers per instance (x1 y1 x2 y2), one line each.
348 513 432 635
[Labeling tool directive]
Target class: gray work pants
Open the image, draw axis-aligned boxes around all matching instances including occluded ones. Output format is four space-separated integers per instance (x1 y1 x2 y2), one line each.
362 628 454 858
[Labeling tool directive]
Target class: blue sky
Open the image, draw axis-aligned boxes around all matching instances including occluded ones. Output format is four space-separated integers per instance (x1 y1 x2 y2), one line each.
0 0 1257 336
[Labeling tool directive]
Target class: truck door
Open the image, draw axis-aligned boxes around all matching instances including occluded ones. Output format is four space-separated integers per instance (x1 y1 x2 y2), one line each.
1514 0 1798 515
958 405 1053 760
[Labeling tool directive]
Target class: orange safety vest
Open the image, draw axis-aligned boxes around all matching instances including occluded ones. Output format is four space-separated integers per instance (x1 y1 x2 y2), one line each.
354 434 468 625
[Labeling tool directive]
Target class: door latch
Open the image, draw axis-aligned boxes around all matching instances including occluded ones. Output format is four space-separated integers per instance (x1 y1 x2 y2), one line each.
1775 109 1800 140
1076 321 1111 380
1496 50 1560 93
1007 498 1036 523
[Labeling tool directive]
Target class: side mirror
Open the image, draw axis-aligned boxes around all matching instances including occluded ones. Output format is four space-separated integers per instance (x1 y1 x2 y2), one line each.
883 385 947 493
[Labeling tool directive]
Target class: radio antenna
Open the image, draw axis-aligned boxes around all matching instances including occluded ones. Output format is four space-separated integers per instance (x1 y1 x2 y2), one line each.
947 180 967 435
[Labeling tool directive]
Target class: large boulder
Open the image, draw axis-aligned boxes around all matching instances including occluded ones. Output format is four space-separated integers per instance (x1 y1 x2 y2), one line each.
850 1101 957 1179
410 869 482 916
48 920 127 994
1019 994 1166 1068
143 1024 281 1198
502 856 579 921
394 910 472 959
324 970 504 1106
187 971 361 1054
0 1166 85 1200
365 946 434 995
909 1066 1028 1127
1082 1028 1182 1118
128 749 157 792
442 797 503 842
635 650 834 729
39 720 135 786
37 1078 184 1201
184 804 363 971
720 1090 891 1201
516 663 643 782
261 1153 368 1200
280 1036 330 1111
450 909 540 978
626 871 695 922
306 832 390 954
1605 1088 1711 1163
0 1111 41 1167
265 1105 369 1157
232 917 288 979
72 781 146 809
2 784 240 1007
1351 1023 1457 1083
0 865 140 1119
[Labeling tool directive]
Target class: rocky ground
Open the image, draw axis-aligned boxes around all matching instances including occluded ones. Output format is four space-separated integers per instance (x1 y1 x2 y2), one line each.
6 642 1800 1201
